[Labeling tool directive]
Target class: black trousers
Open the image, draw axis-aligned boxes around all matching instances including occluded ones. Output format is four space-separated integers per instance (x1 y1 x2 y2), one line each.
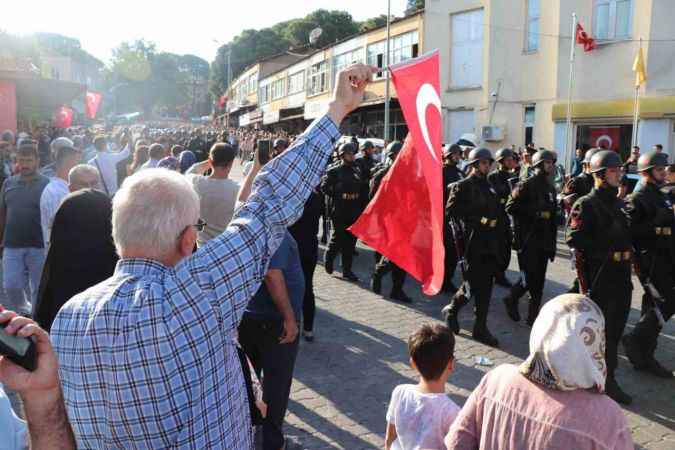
520 246 549 302
628 254 675 357
326 219 357 273
238 315 300 450
374 256 406 293
444 230 458 288
467 255 497 326
299 243 318 332
588 262 632 377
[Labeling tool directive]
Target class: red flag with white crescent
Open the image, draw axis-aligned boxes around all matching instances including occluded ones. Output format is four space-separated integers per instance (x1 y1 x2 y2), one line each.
85 91 103 119
54 106 73 129
349 51 445 295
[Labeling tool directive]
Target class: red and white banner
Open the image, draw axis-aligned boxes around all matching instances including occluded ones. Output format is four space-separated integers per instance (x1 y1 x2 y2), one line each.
589 126 621 151
0 81 17 133
576 23 597 52
54 106 74 129
85 91 103 119
349 51 445 295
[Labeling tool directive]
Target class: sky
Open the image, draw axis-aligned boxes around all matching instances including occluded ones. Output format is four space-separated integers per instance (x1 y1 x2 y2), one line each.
3 0 408 64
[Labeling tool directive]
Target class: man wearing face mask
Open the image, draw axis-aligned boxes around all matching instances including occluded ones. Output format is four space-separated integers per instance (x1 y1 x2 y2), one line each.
504 150 558 326
566 150 633 405
321 142 366 282
622 151 674 379
443 148 502 348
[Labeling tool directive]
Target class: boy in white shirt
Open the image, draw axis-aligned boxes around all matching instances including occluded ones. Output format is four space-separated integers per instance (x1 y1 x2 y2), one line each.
385 324 460 450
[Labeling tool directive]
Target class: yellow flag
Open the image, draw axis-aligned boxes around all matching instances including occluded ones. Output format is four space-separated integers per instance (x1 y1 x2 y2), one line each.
632 48 647 87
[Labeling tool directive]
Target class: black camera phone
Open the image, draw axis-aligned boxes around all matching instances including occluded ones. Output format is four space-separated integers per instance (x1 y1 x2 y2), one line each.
257 139 272 165
0 322 37 372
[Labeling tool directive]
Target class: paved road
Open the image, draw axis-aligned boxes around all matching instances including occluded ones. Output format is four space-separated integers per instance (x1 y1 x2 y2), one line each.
231 160 675 449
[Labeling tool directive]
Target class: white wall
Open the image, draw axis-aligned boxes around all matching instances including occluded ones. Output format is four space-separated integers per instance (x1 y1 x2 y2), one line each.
638 118 672 157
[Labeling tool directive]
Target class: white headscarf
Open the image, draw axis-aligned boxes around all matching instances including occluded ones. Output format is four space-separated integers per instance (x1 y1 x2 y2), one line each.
520 294 607 392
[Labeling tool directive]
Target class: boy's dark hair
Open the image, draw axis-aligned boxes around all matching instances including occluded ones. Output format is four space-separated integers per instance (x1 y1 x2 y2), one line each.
209 143 236 168
17 141 39 158
408 323 455 381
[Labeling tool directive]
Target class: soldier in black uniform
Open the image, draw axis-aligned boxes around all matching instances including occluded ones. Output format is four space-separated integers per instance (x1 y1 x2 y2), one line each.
355 140 376 182
442 144 464 292
488 148 518 288
566 150 633 404
561 148 601 293
443 148 502 347
369 142 412 303
622 151 674 378
503 150 559 325
321 142 366 282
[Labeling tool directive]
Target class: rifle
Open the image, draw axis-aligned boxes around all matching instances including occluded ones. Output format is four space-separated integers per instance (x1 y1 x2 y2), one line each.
631 251 667 327
449 218 472 300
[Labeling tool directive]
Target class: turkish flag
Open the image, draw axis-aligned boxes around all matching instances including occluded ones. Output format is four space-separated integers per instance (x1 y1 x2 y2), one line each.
85 91 103 119
349 51 445 295
219 95 227 108
576 23 597 52
54 106 73 129
589 126 621 151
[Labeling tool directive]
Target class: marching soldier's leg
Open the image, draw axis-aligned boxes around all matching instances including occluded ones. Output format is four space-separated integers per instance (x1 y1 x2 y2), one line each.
390 263 411 303
341 229 359 282
443 234 459 293
503 250 528 322
324 219 341 274
525 252 549 326
470 257 499 348
623 267 675 378
594 277 633 405
371 255 391 294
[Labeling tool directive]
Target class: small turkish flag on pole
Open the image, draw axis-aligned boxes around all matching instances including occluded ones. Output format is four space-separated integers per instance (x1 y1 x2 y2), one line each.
348 50 445 295
576 23 597 52
54 106 73 128
85 91 103 119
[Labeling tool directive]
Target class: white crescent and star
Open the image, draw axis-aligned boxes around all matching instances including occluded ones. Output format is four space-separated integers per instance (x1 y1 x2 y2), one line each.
415 83 442 165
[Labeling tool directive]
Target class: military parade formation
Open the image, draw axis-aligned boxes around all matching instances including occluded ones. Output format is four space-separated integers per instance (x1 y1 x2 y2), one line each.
319 138 674 407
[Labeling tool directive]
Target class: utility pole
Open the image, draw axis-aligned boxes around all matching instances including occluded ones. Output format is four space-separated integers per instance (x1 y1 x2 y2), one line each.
384 0 391 142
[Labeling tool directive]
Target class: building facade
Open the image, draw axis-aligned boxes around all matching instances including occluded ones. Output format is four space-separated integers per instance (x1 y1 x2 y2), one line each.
426 0 675 167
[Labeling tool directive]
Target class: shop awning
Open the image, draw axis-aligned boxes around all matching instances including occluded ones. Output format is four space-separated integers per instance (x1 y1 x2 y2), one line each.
552 96 675 121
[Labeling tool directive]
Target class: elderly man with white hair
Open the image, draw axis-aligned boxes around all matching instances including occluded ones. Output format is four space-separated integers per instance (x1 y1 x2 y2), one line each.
49 64 375 449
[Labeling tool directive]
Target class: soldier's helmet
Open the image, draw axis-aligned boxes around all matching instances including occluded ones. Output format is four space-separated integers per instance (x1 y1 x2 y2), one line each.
637 151 669 172
466 147 494 165
583 147 601 164
532 149 557 167
338 142 357 157
495 148 515 162
589 150 622 173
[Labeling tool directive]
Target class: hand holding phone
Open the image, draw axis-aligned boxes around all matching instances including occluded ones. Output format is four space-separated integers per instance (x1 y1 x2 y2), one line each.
257 139 271 166
0 320 37 372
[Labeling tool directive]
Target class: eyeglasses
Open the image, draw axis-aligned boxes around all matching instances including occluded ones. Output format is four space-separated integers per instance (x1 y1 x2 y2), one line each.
193 218 207 232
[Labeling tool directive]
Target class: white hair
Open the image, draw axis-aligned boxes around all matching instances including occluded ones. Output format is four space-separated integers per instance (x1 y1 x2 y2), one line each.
112 169 199 257
68 164 100 185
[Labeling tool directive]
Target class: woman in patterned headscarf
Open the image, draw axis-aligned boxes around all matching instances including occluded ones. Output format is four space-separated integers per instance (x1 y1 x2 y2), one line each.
444 294 633 450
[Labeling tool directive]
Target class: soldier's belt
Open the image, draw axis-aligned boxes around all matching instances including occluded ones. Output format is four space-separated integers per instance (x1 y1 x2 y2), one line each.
655 227 672 236
341 193 359 200
480 217 498 228
611 251 632 262
537 211 552 220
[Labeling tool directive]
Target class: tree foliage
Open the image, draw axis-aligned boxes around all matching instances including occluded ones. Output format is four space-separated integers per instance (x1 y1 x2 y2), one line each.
210 9 387 96
405 0 425 15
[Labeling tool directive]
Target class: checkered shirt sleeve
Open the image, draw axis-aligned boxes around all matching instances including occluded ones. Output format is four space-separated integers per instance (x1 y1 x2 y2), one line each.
50 115 340 449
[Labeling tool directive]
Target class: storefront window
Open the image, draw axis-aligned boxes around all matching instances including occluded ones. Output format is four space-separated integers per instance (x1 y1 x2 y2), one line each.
576 124 633 161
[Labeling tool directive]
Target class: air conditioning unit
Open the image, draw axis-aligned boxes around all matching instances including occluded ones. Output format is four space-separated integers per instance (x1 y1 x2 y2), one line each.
481 125 504 142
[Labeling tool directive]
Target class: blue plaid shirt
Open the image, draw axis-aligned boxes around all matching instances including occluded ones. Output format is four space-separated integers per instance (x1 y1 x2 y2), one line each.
51 116 340 449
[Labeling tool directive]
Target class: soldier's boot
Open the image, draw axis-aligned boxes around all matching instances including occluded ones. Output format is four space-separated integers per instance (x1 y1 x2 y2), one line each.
341 250 359 282
442 292 469 335
502 281 526 322
390 267 411 303
623 313 674 378
605 375 632 405
526 296 542 327
472 305 499 348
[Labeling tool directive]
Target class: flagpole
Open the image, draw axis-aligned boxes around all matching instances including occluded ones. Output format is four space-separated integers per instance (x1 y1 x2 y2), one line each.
565 13 578 171
631 38 642 147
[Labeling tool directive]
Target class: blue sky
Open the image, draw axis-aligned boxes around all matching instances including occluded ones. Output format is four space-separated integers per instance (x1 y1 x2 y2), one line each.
4 0 407 63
